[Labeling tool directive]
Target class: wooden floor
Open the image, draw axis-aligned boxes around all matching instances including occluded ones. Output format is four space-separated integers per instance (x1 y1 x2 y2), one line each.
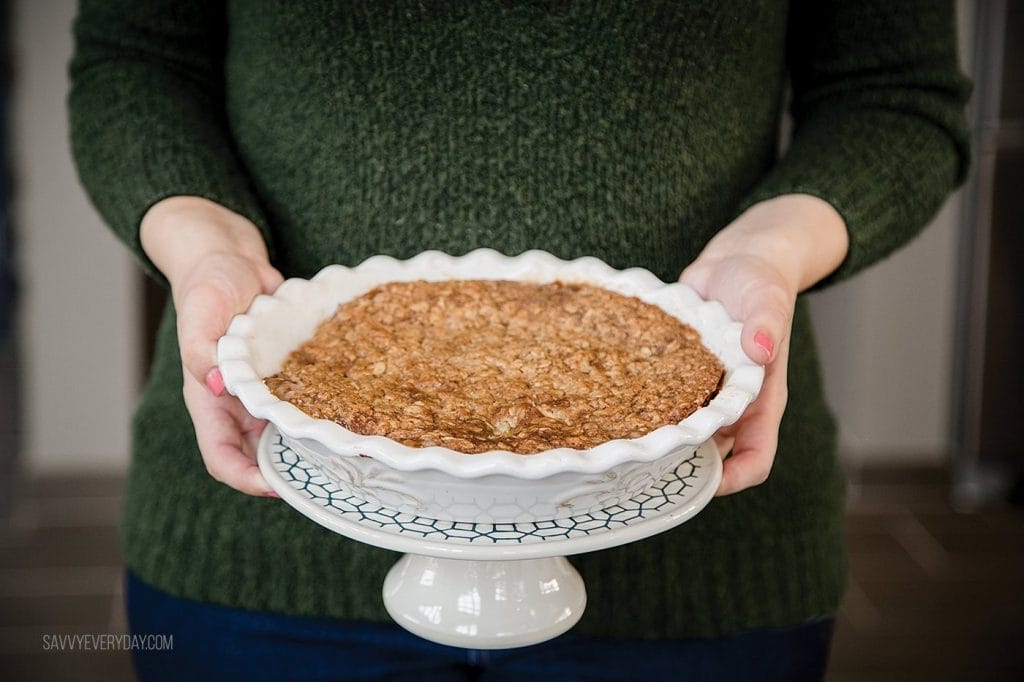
831 468 1024 681
0 468 1022 681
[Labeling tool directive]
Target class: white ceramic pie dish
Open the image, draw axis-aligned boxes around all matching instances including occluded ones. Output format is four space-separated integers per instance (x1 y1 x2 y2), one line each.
217 248 763 522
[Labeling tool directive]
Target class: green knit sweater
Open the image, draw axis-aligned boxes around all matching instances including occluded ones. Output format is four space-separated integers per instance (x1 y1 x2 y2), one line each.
68 0 969 639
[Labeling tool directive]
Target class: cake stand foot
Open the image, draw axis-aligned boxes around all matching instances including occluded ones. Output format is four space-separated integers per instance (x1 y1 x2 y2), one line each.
382 554 586 650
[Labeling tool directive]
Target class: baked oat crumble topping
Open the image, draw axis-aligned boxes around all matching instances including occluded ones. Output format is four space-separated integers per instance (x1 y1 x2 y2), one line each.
265 279 723 454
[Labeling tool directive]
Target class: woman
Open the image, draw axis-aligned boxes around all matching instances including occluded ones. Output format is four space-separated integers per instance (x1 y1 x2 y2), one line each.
69 1 970 679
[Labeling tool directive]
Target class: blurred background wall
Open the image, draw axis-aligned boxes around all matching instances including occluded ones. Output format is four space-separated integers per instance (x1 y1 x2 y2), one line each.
12 0 138 474
8 0 976 475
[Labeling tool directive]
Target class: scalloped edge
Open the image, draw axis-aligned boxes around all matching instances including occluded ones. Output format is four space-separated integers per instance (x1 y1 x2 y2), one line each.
217 248 764 480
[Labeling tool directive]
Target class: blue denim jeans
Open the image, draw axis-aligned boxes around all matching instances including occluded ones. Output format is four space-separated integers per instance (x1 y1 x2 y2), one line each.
124 570 833 682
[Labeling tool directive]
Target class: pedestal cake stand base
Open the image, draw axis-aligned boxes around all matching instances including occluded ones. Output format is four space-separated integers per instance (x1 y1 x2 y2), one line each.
258 427 720 650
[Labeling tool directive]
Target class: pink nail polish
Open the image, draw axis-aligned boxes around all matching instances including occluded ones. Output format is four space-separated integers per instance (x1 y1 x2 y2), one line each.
205 367 226 397
753 330 773 362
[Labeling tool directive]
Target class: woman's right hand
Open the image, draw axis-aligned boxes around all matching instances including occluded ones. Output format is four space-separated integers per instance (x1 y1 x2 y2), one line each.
141 196 283 496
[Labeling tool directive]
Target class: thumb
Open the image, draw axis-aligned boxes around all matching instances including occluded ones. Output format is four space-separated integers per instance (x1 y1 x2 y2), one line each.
176 273 262 392
258 263 285 295
738 284 792 366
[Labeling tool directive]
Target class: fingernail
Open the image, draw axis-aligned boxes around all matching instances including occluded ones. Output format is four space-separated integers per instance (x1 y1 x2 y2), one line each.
264 490 280 499
753 330 773 362
205 367 226 397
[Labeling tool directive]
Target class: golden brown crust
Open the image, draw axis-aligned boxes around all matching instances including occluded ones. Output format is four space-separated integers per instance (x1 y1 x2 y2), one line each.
265 280 723 454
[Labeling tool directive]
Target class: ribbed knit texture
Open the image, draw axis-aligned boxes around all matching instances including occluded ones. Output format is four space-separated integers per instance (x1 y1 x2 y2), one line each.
68 0 969 639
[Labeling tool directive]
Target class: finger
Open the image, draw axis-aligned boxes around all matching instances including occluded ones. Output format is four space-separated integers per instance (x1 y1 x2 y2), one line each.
242 421 265 455
240 420 275 499
239 415 272 461
712 432 735 459
239 410 271 436
185 379 275 497
716 413 780 496
716 343 789 496
196 410 275 496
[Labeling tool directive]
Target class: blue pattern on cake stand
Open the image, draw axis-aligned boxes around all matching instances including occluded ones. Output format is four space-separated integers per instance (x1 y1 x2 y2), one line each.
261 430 719 559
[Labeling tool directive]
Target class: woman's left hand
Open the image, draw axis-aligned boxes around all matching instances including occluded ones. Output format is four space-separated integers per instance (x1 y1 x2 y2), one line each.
679 194 849 496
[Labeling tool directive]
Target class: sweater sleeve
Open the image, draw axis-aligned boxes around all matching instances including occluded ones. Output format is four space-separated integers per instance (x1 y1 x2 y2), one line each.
737 0 971 286
67 0 272 283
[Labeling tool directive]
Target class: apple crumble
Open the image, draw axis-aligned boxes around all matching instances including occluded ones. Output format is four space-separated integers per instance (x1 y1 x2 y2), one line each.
265 279 723 454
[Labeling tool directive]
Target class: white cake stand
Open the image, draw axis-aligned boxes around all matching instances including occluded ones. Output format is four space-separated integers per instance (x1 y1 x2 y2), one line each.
257 427 721 650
